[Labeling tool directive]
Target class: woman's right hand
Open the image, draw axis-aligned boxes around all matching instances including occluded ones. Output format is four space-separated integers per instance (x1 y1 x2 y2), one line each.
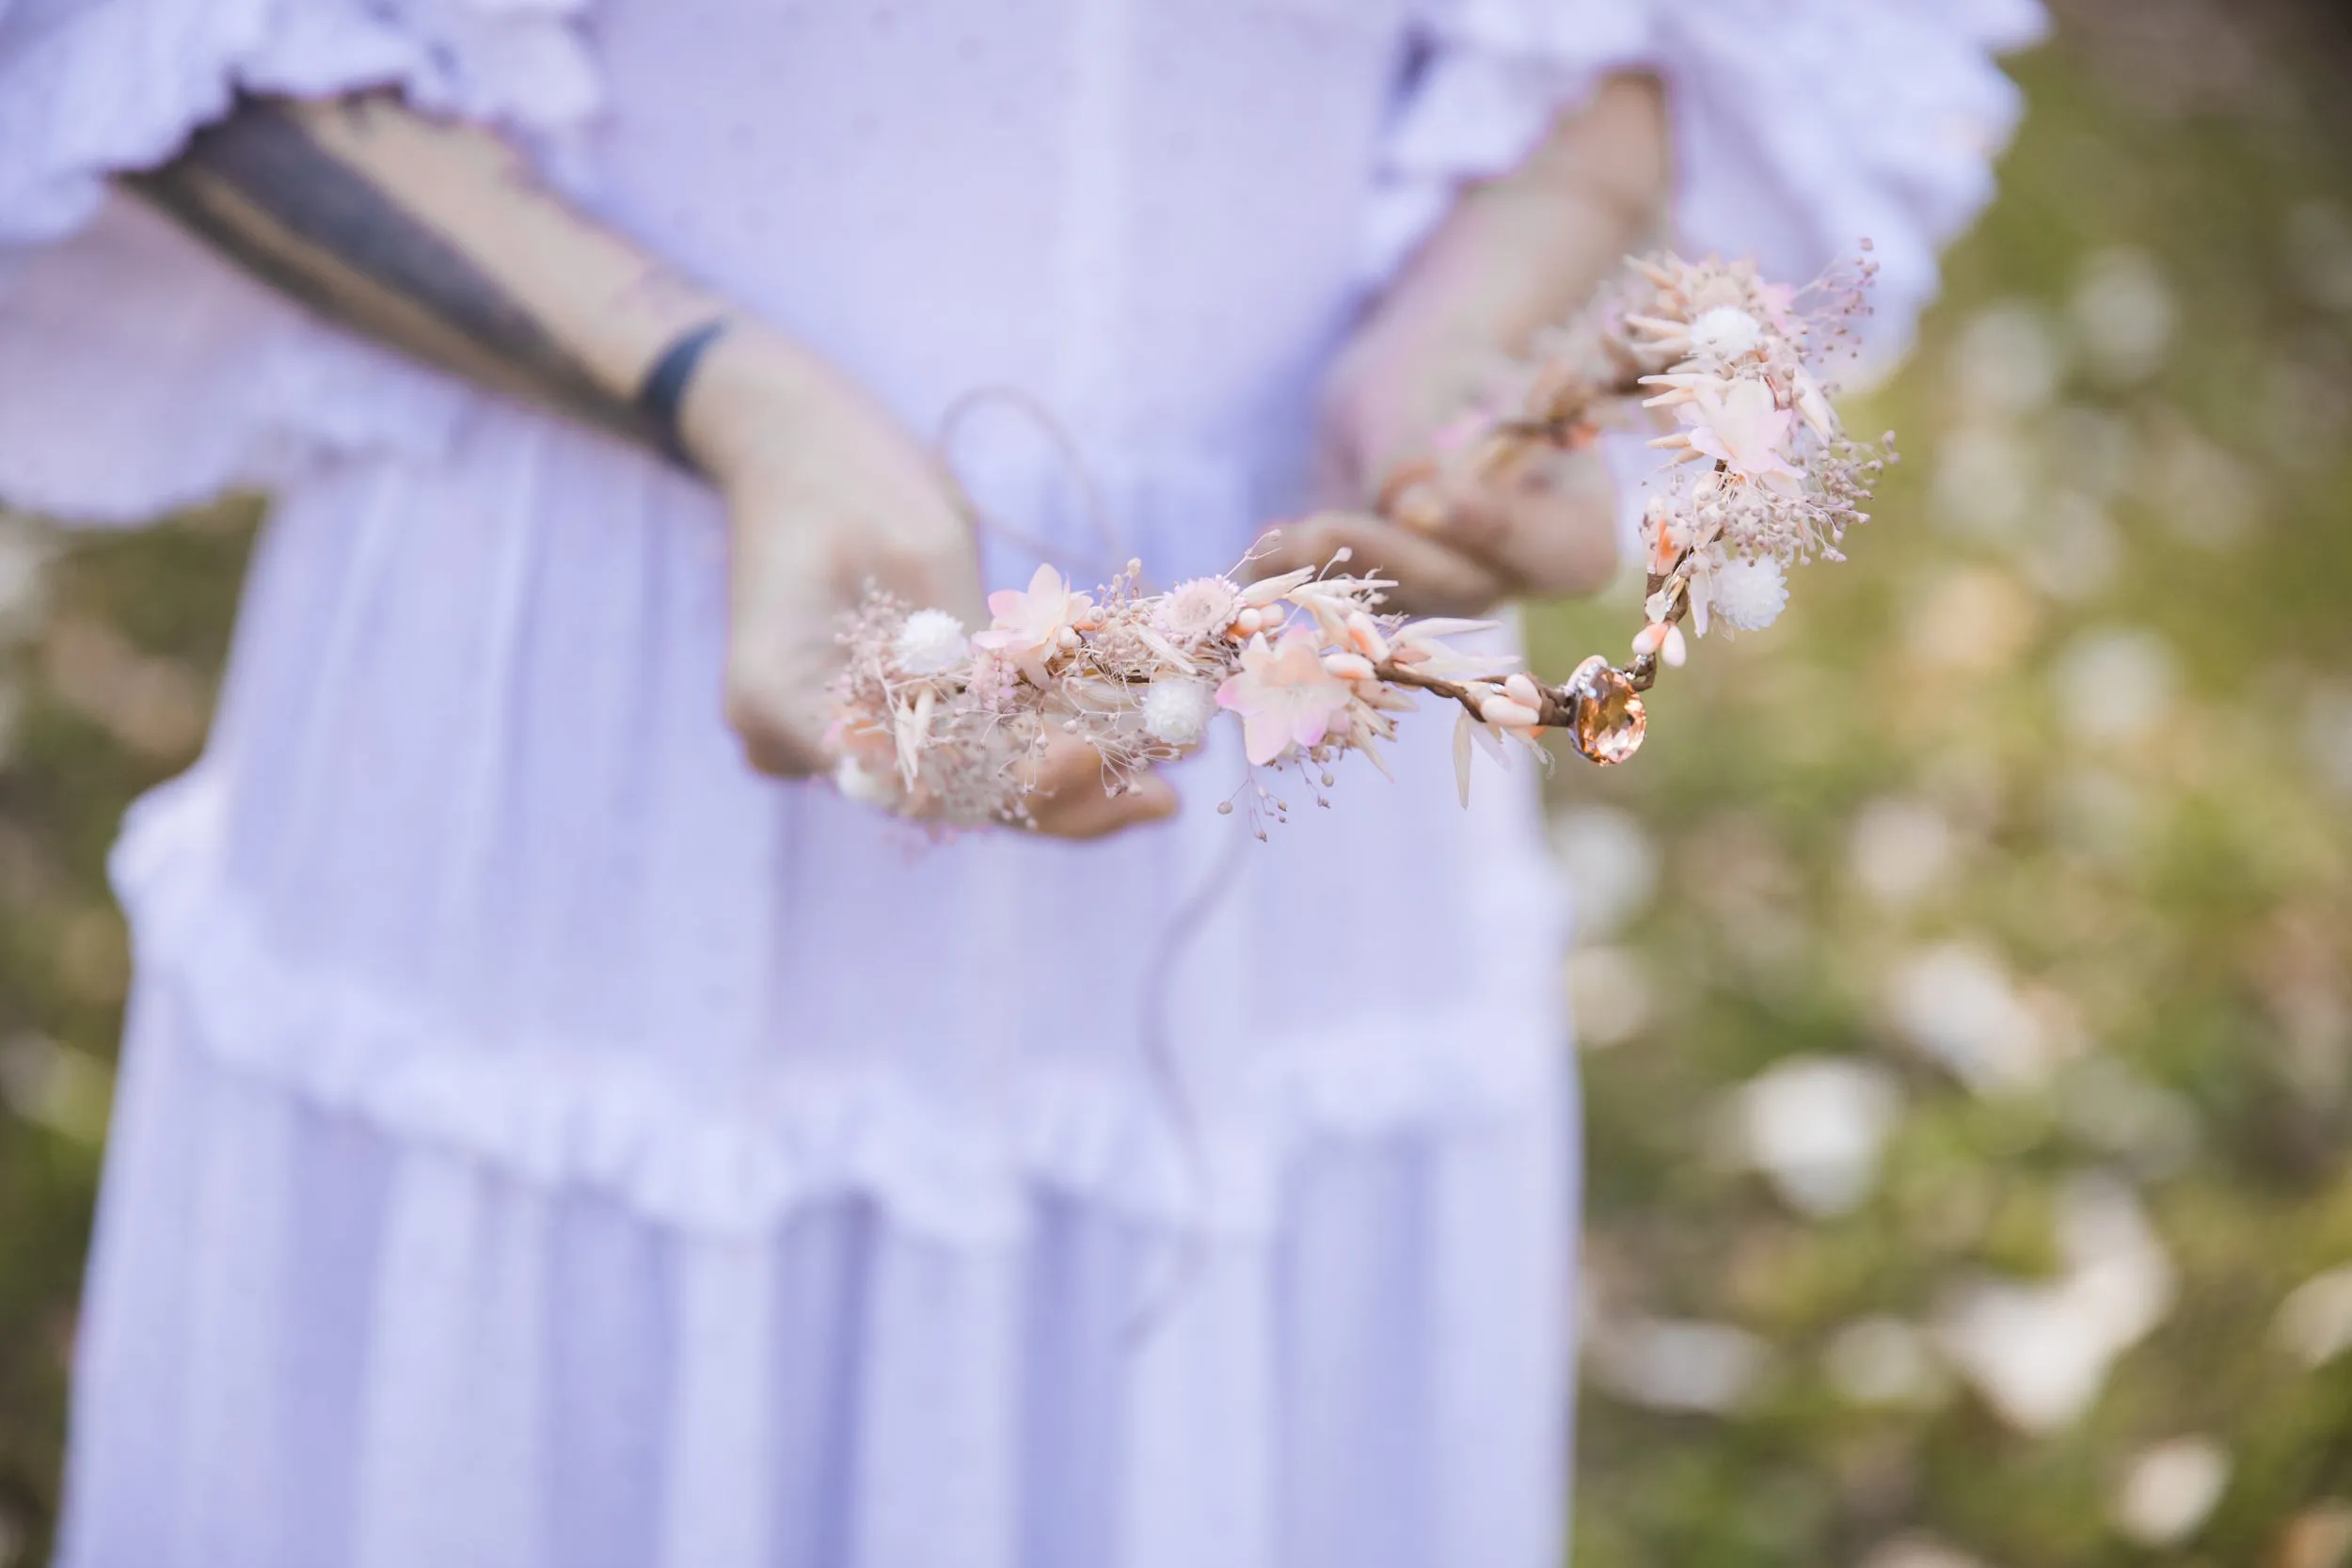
682 328 984 778
125 95 1171 836
679 328 1177 837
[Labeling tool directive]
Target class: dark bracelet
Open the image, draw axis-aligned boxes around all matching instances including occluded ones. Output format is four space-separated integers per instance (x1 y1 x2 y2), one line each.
635 319 730 468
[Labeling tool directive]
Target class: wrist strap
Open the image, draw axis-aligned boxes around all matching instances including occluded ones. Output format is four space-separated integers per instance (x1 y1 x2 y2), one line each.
635 319 729 468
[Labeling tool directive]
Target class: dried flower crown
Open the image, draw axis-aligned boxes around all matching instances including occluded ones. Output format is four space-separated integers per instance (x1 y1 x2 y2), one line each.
830 248 1893 830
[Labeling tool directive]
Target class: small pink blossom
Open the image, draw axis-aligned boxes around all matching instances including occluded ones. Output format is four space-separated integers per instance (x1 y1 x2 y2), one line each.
1216 628 1355 766
972 563 1094 681
1679 378 1804 495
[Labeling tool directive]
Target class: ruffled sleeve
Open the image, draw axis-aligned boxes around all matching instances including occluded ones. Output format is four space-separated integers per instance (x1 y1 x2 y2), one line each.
1368 0 2047 366
0 0 603 524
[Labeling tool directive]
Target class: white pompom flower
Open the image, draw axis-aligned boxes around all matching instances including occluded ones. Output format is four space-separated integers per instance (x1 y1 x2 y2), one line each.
1691 306 1764 364
1710 556 1790 632
1141 679 1218 746
893 609 970 674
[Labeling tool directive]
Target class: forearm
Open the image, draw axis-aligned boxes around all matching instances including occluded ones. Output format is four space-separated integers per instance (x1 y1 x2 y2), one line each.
122 91 794 467
1360 72 1672 359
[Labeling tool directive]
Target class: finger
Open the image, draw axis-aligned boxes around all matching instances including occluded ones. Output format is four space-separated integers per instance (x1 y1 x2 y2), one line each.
909 516 993 630
727 550 849 778
908 466 997 629
727 637 835 777
1425 445 1617 593
845 525 989 632
1248 512 1506 618
1031 771 1180 840
870 547 989 632
926 546 993 635
1495 490 1622 599
1020 734 1181 840
739 726 829 779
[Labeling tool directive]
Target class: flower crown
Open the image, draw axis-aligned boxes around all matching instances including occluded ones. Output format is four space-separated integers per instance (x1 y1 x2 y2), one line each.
831 248 1892 830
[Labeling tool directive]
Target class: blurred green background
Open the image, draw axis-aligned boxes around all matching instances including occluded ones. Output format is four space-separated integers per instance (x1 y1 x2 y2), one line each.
3 3 2351 1564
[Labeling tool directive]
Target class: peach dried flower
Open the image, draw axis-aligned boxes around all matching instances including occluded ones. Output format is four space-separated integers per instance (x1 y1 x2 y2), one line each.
973 563 1093 682
1679 378 1804 495
1158 577 1242 641
1216 628 1355 766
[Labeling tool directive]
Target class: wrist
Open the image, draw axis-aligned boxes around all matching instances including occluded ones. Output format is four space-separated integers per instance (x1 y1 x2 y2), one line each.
672 322 832 482
1341 303 1502 393
1327 317 1510 486
1357 72 1670 372
632 320 730 467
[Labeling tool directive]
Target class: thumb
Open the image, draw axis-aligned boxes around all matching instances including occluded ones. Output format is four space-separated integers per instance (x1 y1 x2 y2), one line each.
725 575 847 779
1021 734 1181 840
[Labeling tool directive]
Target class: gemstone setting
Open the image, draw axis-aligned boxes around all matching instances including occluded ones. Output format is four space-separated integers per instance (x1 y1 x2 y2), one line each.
1565 655 1647 765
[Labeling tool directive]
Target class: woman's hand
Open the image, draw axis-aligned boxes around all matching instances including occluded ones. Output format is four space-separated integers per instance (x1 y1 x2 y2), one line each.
682 329 1176 837
1251 72 1673 616
683 329 983 777
1259 323 1621 617
129 93 1170 838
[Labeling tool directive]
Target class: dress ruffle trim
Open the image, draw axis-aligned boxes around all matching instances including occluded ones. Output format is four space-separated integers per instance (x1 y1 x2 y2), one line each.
109 770 1567 1243
1367 0 2047 362
0 0 605 522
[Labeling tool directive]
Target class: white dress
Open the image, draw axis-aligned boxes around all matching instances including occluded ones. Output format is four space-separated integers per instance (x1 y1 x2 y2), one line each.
0 2 2038 1563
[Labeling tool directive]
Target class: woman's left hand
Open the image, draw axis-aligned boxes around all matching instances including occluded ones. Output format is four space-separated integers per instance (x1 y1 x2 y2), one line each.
1252 322 1622 617
1248 71 1672 618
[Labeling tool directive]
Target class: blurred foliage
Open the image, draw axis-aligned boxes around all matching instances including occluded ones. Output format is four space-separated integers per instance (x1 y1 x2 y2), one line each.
2 6 2351 1568
1546 8 2352 1568
0 497 254 1562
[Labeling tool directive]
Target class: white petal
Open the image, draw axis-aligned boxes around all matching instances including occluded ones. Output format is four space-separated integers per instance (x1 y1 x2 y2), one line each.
1453 709 1475 807
1241 566 1316 607
1470 717 1509 767
1397 617 1501 643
